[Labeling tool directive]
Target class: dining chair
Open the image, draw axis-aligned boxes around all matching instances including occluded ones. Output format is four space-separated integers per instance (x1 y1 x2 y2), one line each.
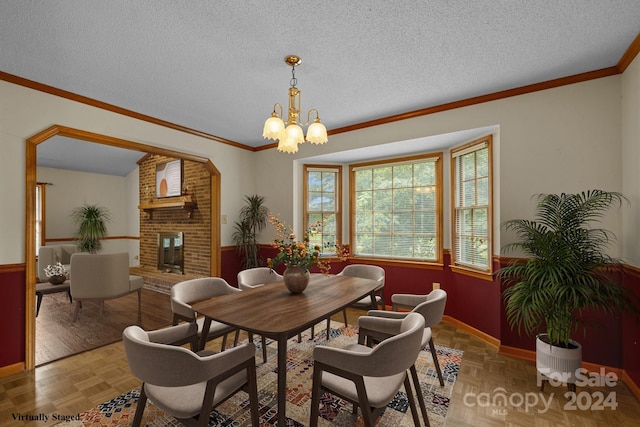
309 312 426 427
337 264 386 326
170 277 240 351
361 289 447 425
391 288 447 386
123 323 259 427
237 267 283 362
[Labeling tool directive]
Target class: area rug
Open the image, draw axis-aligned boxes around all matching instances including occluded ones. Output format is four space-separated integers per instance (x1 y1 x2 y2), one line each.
56 322 462 426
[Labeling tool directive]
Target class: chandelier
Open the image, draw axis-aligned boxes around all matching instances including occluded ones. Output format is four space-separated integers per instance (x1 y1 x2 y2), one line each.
262 55 328 153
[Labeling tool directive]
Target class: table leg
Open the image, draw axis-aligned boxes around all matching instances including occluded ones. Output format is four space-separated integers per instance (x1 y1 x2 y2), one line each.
277 335 287 426
199 317 212 351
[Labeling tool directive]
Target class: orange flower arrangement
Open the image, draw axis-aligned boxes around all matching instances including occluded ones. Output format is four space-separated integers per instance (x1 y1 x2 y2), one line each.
267 213 348 274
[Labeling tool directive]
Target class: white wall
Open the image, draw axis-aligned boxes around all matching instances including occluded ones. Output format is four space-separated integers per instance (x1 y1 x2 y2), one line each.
254 76 625 258
0 69 633 265
622 55 640 266
0 79 256 264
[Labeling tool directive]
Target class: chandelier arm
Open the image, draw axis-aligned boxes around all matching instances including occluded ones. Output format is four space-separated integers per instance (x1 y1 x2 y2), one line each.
300 108 320 127
272 103 284 119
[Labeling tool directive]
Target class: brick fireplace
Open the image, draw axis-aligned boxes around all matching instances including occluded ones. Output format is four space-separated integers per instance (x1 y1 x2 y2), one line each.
138 154 211 277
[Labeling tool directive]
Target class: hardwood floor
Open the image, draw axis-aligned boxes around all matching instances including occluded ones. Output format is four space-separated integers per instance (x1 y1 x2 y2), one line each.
3 291 639 426
35 288 174 366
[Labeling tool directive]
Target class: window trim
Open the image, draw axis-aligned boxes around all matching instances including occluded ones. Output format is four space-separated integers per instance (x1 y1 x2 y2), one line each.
450 135 493 277
303 164 343 257
349 152 443 265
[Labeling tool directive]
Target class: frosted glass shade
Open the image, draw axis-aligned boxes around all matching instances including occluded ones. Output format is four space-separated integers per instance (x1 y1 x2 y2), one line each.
263 116 285 140
284 124 304 145
277 134 299 153
306 121 328 144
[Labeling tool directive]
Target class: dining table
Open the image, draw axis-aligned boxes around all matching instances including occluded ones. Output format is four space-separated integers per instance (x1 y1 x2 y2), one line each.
192 273 381 426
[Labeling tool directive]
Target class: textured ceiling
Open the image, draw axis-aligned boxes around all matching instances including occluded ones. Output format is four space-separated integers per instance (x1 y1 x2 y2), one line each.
2 1 640 171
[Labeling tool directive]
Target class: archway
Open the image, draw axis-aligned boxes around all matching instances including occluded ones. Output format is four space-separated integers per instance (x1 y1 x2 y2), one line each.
25 124 221 369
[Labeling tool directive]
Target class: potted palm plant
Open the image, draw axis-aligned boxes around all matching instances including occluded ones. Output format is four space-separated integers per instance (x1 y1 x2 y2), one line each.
498 190 638 389
71 204 111 254
232 195 269 269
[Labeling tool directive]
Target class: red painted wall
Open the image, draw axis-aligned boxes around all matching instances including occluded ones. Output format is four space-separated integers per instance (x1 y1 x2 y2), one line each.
0 267 25 367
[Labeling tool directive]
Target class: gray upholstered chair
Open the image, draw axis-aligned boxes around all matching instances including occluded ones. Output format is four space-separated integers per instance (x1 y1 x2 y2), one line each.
171 277 239 352
361 289 447 425
69 252 143 322
37 244 77 282
337 264 386 326
391 288 447 386
123 323 259 427
309 312 426 427
237 267 283 363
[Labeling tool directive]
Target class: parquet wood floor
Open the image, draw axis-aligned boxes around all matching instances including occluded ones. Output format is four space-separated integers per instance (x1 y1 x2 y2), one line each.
3 291 639 426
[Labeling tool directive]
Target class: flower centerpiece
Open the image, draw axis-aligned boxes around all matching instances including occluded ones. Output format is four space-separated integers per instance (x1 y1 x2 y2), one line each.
267 213 348 294
44 262 68 285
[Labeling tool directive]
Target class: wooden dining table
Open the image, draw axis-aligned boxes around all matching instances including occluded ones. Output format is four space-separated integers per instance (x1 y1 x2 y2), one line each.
192 273 381 426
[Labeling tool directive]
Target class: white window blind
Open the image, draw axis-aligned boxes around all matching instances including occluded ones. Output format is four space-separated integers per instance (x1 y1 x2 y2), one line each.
305 166 341 255
452 138 491 271
352 155 440 261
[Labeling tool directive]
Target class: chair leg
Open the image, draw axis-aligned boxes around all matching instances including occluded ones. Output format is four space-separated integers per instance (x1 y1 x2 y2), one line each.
310 365 323 427
137 288 142 325
221 333 228 351
72 300 81 322
67 290 73 303
404 376 423 427
326 318 331 340
132 385 148 427
233 330 240 346
311 324 315 339
246 359 260 426
343 309 348 326
36 292 43 317
379 289 385 310
261 336 267 363
429 337 445 386
410 365 430 426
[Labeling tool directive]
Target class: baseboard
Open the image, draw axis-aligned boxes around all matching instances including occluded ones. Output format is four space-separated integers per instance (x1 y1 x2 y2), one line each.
446 316 640 401
0 361 25 378
442 315 500 348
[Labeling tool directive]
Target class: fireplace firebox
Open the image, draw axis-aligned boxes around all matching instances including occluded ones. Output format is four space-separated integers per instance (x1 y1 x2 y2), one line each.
158 232 184 274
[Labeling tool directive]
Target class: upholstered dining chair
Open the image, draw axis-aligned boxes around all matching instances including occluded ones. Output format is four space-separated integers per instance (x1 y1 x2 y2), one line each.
391 289 447 386
237 267 283 363
361 289 447 425
170 277 240 351
123 323 259 427
310 312 426 427
337 264 386 326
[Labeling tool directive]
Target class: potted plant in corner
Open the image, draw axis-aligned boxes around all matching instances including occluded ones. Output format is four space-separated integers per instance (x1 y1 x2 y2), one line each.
232 195 269 269
71 204 111 253
498 190 638 391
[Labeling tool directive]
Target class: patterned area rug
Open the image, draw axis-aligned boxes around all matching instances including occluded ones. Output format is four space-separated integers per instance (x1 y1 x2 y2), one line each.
56 322 462 426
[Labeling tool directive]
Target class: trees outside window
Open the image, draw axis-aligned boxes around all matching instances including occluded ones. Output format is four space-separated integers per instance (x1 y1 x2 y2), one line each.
350 154 442 262
304 166 342 255
451 135 492 274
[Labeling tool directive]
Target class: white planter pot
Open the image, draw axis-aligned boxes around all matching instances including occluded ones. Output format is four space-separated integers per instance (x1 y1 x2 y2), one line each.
536 334 582 385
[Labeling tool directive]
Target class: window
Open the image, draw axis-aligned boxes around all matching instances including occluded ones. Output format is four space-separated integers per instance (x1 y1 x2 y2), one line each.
304 165 342 255
351 154 442 262
451 135 492 274
35 182 47 256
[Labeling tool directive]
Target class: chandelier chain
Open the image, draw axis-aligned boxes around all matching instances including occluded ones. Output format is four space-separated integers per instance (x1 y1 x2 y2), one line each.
290 65 297 87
